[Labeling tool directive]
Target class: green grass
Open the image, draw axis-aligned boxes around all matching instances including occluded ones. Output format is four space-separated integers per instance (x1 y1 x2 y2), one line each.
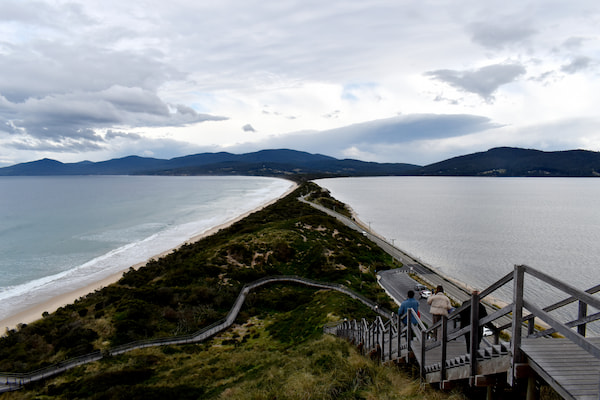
0 182 468 399
4 291 468 400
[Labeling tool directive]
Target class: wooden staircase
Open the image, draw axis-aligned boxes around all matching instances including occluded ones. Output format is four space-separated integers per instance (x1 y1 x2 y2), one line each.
332 265 600 399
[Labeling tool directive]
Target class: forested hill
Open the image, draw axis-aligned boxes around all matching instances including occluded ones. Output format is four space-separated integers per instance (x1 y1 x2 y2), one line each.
0 149 419 180
412 147 600 177
2 147 600 178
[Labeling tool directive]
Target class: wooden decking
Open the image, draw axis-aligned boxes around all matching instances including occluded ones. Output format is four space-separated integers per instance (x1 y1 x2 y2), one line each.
336 265 600 399
520 337 600 400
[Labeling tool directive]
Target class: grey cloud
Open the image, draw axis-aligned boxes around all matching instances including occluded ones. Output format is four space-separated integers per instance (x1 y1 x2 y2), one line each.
561 56 593 74
425 63 526 102
227 114 499 163
0 86 226 151
468 20 536 49
242 124 256 132
0 38 178 103
4 133 209 159
261 108 296 120
1 86 225 134
325 114 498 143
7 136 105 153
174 104 198 115
433 95 460 105
0 0 91 28
105 130 142 140
323 110 341 119
562 37 587 50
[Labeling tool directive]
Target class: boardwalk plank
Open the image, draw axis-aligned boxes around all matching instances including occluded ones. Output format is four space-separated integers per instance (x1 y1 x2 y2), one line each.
521 338 600 400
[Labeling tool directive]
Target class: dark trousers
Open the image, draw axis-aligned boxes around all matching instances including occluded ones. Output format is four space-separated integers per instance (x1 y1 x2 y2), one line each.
464 329 483 352
432 314 442 339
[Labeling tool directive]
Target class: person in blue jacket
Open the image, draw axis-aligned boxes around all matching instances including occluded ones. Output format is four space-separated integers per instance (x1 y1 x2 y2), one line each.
398 290 420 325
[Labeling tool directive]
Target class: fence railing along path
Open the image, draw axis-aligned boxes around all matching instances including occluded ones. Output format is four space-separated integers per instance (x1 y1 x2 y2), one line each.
0 275 393 393
333 264 600 400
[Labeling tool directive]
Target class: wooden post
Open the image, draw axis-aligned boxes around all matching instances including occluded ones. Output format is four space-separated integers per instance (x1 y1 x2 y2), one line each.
369 322 373 356
358 323 364 355
526 375 537 400
380 321 385 363
528 316 535 336
578 300 588 337
362 320 366 346
388 319 394 361
441 315 448 382
510 265 525 386
407 312 413 361
397 316 402 359
420 330 426 379
470 291 480 379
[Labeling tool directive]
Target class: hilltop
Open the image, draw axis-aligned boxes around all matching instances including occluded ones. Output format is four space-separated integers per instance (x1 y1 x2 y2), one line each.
0 149 419 180
412 147 600 177
3 147 600 179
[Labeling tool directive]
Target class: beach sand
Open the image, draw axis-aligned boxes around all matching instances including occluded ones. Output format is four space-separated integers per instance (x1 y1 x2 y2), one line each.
1 182 298 331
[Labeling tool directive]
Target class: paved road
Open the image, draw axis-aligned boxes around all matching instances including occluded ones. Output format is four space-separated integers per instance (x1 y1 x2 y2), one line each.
378 269 433 326
301 197 472 306
301 196 510 339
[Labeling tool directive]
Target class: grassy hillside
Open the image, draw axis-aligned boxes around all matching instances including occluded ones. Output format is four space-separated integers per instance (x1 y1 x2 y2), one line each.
0 182 467 399
4 291 467 399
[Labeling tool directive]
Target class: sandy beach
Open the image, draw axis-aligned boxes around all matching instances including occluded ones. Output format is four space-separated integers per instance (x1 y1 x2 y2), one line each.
1 181 297 331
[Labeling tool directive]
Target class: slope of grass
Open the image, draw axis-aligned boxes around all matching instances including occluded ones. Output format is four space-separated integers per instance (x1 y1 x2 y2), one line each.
4 291 467 400
0 181 470 399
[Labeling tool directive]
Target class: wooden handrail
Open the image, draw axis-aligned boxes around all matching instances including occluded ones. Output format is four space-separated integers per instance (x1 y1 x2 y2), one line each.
0 275 390 391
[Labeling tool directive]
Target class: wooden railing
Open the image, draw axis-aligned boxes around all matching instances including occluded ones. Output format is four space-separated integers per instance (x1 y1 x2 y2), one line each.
4 265 598 395
508 265 600 385
1 275 391 392
333 264 600 394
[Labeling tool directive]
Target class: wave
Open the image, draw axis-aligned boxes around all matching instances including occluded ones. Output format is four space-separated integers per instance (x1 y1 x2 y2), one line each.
0 177 293 322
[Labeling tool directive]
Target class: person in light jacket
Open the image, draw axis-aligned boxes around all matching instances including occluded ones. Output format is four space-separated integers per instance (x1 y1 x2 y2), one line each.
427 285 452 340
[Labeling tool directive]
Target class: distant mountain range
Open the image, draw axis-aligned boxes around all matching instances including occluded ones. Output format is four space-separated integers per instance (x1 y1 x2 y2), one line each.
2 147 600 179
0 149 418 180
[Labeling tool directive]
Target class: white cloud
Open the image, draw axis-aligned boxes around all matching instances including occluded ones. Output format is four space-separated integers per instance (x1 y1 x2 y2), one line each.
0 0 600 167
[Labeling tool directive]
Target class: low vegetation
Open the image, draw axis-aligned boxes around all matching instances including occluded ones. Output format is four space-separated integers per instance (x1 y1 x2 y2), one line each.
0 182 468 399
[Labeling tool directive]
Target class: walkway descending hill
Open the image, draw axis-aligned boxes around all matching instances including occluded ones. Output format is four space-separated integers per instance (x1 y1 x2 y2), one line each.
3 196 600 399
0 276 394 393
331 264 600 400
303 195 600 399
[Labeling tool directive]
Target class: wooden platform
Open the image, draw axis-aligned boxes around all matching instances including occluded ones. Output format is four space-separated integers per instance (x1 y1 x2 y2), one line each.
520 337 600 400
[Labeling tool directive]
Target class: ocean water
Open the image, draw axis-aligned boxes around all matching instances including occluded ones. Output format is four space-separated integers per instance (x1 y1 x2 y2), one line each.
0 175 293 322
316 177 600 330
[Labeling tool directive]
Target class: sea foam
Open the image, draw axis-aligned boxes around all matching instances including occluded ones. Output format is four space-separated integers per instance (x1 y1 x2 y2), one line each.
0 176 293 323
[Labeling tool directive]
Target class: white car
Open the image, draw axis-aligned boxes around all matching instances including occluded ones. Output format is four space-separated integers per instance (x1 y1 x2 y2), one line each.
413 284 432 299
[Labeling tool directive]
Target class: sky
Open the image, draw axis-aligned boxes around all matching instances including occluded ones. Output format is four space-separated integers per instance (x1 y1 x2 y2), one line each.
1 0 599 167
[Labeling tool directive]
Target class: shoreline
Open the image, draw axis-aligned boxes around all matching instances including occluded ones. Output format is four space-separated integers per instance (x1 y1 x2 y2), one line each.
1 181 297 331
347 204 512 309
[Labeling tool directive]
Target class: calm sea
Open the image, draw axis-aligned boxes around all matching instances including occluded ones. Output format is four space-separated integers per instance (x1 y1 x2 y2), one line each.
316 177 600 328
0 175 293 322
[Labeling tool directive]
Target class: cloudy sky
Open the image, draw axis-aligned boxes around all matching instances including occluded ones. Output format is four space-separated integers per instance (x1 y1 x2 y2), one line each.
1 0 599 167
